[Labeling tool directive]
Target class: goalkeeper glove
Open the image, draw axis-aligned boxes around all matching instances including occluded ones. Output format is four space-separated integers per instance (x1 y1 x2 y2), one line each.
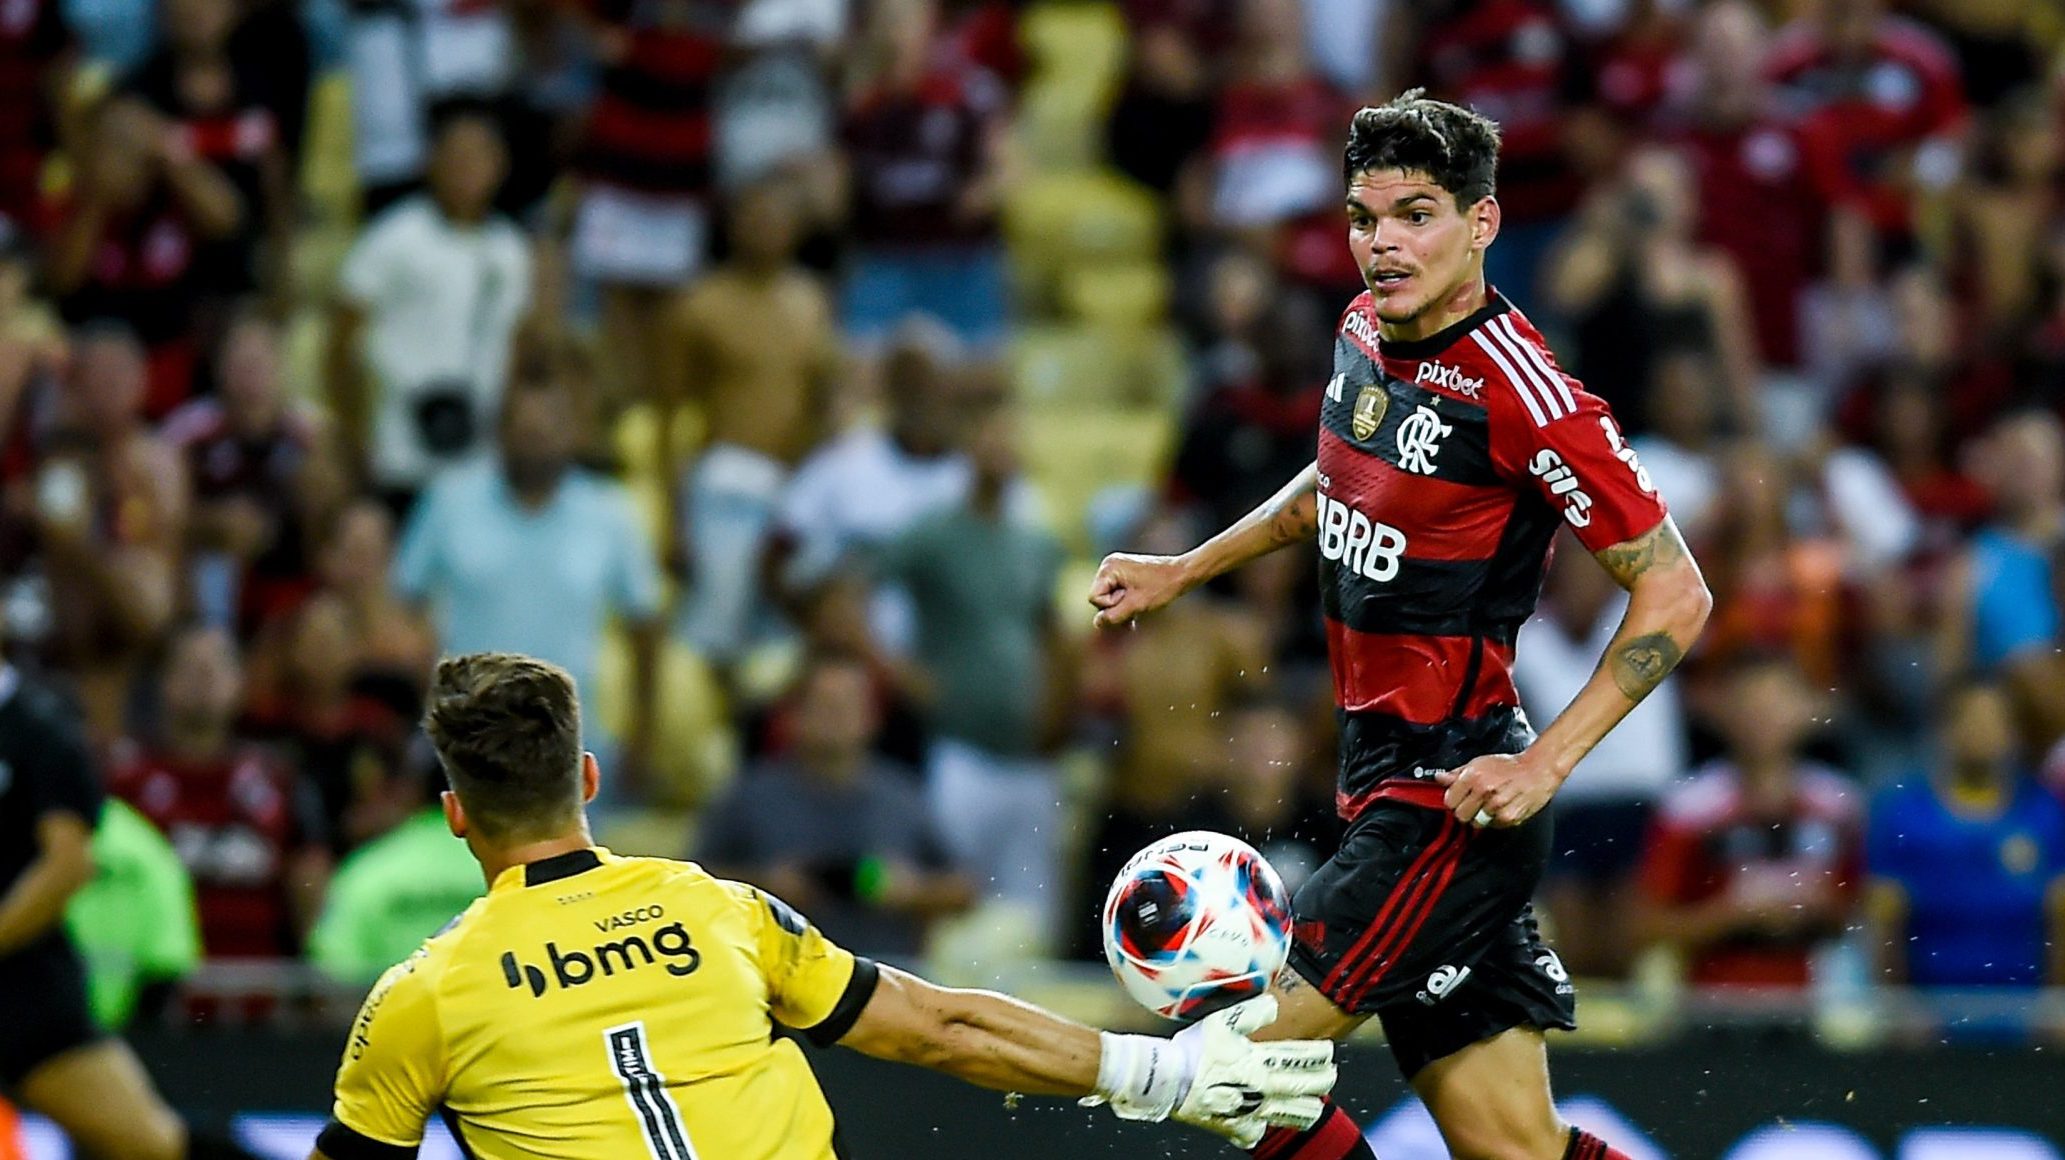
1086 995 1336 1147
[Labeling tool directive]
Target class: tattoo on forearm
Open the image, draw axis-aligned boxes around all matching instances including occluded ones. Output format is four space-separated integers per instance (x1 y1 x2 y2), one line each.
1608 631 1684 701
1275 964 1306 994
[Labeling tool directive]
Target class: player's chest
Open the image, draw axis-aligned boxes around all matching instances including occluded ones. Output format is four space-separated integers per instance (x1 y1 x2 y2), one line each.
1317 349 1496 504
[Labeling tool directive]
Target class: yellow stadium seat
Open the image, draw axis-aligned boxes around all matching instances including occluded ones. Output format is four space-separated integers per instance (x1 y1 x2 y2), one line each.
1060 261 1170 328
1004 173 1163 314
1019 405 1175 552
1011 323 1186 411
594 630 738 811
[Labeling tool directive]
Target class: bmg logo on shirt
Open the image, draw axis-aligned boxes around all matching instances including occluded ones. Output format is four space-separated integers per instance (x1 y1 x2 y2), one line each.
501 922 703 997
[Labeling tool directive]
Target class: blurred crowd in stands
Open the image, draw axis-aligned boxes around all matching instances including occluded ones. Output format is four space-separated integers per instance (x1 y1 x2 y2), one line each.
5 0 2065 1042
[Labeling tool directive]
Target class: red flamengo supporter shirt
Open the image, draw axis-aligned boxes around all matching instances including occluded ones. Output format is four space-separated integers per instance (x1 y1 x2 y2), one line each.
108 739 322 958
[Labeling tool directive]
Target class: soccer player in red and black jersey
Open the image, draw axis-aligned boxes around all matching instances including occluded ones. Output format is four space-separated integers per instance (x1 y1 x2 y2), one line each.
1090 91 1713 1160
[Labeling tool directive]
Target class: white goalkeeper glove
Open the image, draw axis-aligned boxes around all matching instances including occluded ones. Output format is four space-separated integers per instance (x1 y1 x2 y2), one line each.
1085 995 1336 1148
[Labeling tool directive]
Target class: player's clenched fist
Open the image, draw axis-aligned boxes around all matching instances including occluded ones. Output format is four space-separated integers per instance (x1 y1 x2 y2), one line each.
1087 996 1336 1147
1088 552 1197 628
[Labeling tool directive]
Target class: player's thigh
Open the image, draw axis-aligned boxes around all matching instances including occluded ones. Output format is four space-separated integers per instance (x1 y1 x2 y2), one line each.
1410 1025 1566 1160
17 1039 185 1160
1252 965 1369 1042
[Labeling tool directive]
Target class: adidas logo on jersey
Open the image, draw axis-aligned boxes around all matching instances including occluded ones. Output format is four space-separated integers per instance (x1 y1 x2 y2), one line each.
1413 361 1484 399
501 922 703 997
1416 964 1472 1005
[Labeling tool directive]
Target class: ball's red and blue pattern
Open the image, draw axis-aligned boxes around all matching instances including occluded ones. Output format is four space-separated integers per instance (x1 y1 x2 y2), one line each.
1101 831 1293 1021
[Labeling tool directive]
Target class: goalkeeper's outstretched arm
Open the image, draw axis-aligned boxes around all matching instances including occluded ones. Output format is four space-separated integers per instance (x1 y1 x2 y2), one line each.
834 966 1335 1145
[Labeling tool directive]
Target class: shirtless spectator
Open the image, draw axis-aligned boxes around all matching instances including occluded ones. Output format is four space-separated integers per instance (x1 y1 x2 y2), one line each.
662 177 839 666
2 323 187 745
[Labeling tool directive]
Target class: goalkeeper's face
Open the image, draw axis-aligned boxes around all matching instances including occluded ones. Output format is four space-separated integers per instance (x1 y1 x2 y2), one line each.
1346 168 1498 331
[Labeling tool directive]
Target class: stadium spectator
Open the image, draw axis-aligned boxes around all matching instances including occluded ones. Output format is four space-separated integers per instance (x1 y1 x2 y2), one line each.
163 311 326 636
1540 144 1758 437
0 0 74 230
775 321 1036 651
1 323 187 745
46 97 243 418
1076 508 1267 958
1171 274 1330 534
663 178 841 668
1938 409 2065 747
1638 653 1864 988
392 341 664 791
840 0 1010 349
306 769 482 986
1213 692 1337 898
308 499 437 706
108 625 330 959
1662 0 1836 380
1698 444 1849 685
879 403 1072 931
1952 90 2057 342
1106 0 1230 196
1866 678 2065 993
122 0 293 307
1408 0 1583 296
1767 0 1967 258
327 102 530 509
1626 351 1725 546
749 566 933 770
62 798 202 1029
1204 0 1353 290
0 216 64 474
567 0 728 423
340 0 515 212
1516 540 1690 979
245 594 414 857
697 652 974 962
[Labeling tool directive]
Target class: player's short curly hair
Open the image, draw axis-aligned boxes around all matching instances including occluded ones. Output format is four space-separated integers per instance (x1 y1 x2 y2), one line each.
1343 89 1502 207
426 652 584 839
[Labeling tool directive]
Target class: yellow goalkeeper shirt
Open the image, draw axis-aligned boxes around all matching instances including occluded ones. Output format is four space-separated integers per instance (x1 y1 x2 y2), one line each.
316 847 877 1160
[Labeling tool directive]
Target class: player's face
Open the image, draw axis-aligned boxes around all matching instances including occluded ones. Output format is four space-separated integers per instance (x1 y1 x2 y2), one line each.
1346 169 1496 333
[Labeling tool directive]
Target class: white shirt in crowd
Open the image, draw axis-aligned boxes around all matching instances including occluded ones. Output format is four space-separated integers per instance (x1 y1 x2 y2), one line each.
1514 591 1689 802
338 196 532 491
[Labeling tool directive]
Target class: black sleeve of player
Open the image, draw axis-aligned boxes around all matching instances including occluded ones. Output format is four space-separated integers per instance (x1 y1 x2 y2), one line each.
23 691 104 831
804 956 881 1047
314 1121 418 1160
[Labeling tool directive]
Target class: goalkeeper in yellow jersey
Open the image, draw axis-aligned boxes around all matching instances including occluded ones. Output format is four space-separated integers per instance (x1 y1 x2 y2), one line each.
308 653 1336 1160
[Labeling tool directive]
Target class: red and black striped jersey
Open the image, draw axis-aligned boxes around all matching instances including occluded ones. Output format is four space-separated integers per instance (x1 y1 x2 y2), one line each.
1317 290 1667 818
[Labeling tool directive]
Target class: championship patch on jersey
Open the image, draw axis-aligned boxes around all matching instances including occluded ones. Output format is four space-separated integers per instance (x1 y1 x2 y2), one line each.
1352 384 1388 441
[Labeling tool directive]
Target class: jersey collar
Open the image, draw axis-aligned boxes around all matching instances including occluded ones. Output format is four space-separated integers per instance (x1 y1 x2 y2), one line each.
493 846 609 893
1372 290 1512 362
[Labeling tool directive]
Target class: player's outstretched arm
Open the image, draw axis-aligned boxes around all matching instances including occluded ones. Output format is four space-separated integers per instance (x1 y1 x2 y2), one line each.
1442 516 1711 827
836 966 1335 1146
1089 463 1318 627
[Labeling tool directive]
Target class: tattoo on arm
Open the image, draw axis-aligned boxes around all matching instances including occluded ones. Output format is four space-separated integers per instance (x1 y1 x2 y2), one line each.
1592 517 1689 588
1608 631 1684 701
1269 493 1319 546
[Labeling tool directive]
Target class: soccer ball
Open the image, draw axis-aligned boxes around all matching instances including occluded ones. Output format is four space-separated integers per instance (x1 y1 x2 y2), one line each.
1102 831 1293 1021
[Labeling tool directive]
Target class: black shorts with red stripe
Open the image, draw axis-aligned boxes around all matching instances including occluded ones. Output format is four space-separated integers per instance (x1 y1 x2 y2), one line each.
1287 800 1577 1078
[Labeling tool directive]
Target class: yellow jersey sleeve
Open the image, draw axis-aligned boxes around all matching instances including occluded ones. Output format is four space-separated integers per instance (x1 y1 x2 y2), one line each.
729 882 880 1045
324 953 447 1150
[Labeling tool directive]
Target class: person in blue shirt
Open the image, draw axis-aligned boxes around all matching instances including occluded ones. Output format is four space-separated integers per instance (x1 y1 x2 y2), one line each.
393 339 665 788
1944 409 2065 742
1866 678 2065 995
